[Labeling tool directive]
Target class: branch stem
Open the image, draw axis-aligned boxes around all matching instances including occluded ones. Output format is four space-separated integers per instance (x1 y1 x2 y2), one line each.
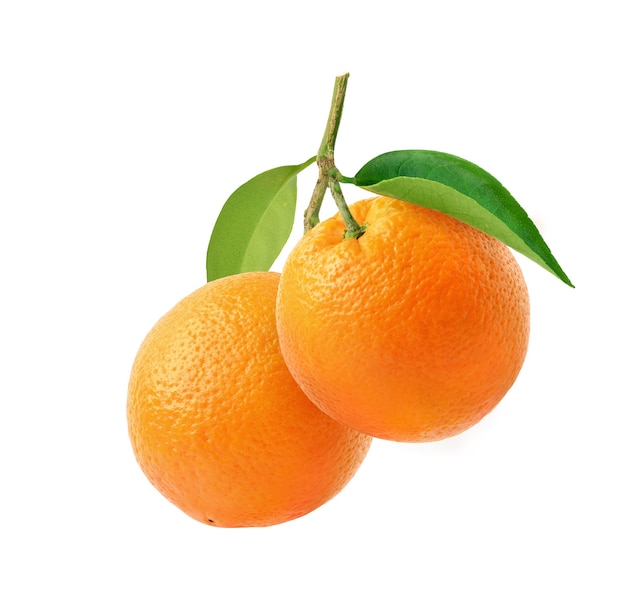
304 73 364 238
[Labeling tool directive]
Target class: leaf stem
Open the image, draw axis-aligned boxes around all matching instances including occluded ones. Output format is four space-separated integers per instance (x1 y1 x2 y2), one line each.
304 73 364 238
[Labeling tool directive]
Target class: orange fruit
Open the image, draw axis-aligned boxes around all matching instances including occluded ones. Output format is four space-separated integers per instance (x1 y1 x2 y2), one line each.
127 271 371 528
276 196 530 443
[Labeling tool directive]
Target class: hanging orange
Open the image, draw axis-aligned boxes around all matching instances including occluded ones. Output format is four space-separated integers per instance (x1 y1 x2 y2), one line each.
276 196 530 442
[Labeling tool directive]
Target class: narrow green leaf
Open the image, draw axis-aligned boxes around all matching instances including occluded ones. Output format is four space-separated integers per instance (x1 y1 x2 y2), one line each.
353 150 573 287
206 157 315 282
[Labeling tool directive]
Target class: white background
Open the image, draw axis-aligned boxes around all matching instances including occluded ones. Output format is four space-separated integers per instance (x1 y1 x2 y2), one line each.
2 1 624 602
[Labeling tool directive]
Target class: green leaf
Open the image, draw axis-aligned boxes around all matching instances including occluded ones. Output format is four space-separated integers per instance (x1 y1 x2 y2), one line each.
353 150 573 287
206 157 315 282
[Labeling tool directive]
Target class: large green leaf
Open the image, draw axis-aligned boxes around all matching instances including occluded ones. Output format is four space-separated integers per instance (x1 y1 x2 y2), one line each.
206 157 315 282
353 150 573 287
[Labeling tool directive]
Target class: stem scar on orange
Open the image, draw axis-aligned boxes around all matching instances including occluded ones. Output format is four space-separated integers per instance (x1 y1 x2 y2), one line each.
127 271 371 527
276 196 531 443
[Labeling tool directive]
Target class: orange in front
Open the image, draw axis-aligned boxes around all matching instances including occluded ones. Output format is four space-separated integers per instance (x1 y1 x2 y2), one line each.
276 196 531 442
